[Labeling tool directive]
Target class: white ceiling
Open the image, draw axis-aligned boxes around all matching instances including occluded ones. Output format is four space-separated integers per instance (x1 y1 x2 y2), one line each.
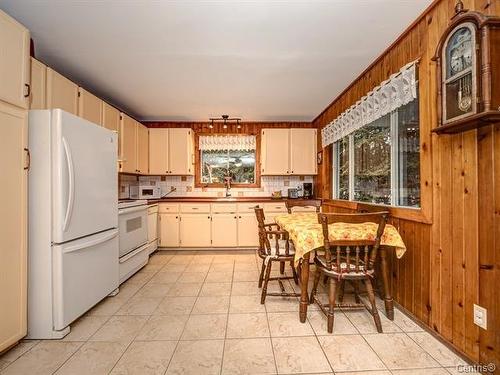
0 0 432 121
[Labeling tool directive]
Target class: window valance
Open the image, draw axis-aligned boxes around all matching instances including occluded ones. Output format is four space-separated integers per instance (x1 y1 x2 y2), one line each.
199 135 256 151
321 60 418 147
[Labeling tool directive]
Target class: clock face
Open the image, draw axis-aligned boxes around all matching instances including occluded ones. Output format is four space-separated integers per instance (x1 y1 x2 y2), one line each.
446 26 473 78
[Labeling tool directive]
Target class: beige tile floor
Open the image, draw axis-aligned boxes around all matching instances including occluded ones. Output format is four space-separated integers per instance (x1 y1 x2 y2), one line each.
0 250 473 375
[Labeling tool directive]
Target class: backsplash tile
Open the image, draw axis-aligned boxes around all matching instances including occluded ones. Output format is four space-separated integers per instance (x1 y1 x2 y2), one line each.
119 175 313 199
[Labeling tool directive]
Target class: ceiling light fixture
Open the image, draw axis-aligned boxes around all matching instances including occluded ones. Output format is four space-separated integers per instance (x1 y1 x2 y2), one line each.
209 114 242 130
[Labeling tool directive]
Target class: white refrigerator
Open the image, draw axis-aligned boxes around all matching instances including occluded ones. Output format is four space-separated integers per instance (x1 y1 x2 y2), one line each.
27 109 119 339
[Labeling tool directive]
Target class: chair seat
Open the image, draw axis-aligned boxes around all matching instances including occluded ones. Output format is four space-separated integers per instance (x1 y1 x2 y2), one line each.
315 255 373 278
259 239 295 258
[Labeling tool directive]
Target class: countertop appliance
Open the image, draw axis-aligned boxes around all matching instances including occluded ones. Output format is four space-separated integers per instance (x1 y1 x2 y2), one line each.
130 185 162 199
303 183 313 199
118 200 149 283
288 188 299 199
27 110 118 339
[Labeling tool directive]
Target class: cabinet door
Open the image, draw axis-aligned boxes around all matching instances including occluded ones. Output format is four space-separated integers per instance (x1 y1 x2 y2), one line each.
119 113 137 173
168 128 193 175
136 123 149 174
180 214 211 247
237 213 259 247
102 102 120 132
0 10 30 109
46 68 78 115
290 128 317 175
149 128 169 175
78 88 103 126
212 214 238 247
148 212 158 242
261 128 290 175
159 214 180 247
30 58 46 110
0 101 27 351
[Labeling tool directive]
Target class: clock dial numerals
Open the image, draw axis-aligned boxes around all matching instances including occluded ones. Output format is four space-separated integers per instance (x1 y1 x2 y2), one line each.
446 27 473 77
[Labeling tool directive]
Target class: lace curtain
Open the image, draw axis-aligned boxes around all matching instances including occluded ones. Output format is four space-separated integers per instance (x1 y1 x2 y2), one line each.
321 60 418 147
199 135 256 151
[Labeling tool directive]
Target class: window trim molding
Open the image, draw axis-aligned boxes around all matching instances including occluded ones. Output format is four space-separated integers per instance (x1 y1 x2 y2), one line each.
194 132 262 188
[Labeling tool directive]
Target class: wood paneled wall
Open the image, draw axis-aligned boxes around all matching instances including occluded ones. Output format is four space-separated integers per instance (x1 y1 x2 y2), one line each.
144 121 314 133
313 0 499 369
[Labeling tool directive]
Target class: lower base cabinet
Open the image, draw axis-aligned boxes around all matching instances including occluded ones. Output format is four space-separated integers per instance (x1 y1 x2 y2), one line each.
159 214 180 247
237 213 259 247
179 214 211 247
212 214 238 247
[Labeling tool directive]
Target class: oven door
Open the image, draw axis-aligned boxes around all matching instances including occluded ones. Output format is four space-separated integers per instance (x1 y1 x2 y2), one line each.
118 205 148 257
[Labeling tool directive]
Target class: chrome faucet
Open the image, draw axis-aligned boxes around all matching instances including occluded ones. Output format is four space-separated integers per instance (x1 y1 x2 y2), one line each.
224 176 232 197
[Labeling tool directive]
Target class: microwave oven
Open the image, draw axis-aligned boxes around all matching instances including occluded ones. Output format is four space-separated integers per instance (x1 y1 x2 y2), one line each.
130 185 162 199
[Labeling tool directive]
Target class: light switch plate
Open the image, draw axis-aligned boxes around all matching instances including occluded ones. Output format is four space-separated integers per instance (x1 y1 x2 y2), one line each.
473 304 487 329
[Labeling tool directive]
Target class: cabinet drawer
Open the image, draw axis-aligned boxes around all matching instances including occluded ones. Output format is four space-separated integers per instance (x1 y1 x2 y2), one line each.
159 203 179 213
180 203 211 213
237 202 262 213
148 204 159 214
212 203 237 213
263 202 287 213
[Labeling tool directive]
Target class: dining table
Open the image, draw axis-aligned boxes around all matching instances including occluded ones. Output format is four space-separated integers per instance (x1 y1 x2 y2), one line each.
274 212 407 323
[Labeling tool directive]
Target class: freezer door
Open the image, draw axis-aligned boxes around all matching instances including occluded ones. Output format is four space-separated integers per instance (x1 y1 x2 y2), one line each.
52 229 118 330
52 110 118 243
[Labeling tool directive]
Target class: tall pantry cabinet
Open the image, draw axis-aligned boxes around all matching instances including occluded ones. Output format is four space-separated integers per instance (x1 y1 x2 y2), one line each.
0 10 30 352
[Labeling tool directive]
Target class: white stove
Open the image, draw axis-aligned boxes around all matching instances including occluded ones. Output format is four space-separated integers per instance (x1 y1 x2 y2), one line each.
118 200 149 283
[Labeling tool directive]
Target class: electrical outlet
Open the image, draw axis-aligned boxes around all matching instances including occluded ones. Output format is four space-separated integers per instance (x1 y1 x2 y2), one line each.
473 304 487 329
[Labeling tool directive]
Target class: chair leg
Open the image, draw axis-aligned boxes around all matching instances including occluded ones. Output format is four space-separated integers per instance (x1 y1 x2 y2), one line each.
322 275 328 286
258 259 266 288
310 268 321 304
261 261 272 304
327 278 338 333
364 278 382 333
280 261 285 275
338 280 345 302
290 262 299 285
353 280 361 304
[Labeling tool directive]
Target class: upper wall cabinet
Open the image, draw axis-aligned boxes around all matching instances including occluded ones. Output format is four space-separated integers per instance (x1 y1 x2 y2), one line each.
149 128 194 175
119 113 149 174
261 128 317 175
102 102 120 132
0 10 30 109
78 88 103 126
46 68 78 115
30 58 46 110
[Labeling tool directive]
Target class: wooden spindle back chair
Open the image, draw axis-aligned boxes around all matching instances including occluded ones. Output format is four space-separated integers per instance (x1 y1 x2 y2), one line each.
285 199 322 214
254 208 300 304
310 211 388 333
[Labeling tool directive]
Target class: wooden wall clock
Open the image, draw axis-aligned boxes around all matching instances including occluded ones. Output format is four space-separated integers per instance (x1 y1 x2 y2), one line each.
432 2 500 134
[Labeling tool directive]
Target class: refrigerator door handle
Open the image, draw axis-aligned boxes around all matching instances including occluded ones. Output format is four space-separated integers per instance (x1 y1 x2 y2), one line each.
62 137 75 232
63 230 118 254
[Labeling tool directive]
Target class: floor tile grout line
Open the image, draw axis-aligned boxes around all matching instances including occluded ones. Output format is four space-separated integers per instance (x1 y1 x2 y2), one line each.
219 258 236 375
163 253 216 375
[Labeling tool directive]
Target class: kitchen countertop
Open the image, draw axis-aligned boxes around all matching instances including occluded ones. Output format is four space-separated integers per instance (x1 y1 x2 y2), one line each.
143 197 319 204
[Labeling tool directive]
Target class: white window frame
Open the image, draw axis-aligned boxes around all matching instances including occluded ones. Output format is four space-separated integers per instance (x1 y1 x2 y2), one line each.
332 106 418 208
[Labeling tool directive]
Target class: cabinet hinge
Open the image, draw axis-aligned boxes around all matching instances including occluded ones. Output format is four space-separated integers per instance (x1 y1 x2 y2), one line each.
78 91 81 97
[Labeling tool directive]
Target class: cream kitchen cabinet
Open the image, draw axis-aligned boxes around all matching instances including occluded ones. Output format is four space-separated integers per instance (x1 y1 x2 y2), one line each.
0 101 28 352
211 204 238 247
290 128 317 175
46 68 78 115
149 128 194 175
263 202 288 223
30 58 46 110
147 204 159 254
237 213 259 247
159 214 180 248
78 88 103 126
180 214 212 247
261 128 317 175
102 102 120 132
0 10 30 109
120 114 148 174
137 123 149 174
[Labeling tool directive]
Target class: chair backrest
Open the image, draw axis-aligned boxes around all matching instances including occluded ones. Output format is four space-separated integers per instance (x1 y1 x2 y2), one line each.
254 207 291 256
318 212 388 273
285 199 321 214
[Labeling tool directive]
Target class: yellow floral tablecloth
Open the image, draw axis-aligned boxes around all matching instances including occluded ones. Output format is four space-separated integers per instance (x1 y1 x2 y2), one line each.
275 212 406 264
